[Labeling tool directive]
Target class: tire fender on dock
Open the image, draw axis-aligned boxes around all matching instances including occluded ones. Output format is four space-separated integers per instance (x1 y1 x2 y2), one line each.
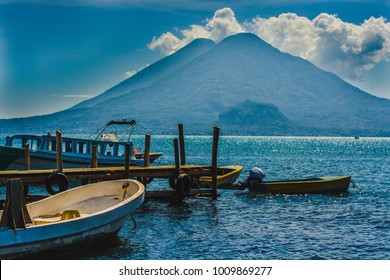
175 174 192 197
45 172 69 195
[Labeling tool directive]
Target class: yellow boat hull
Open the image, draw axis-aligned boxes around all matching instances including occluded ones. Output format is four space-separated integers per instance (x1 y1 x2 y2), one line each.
251 176 351 194
198 165 243 188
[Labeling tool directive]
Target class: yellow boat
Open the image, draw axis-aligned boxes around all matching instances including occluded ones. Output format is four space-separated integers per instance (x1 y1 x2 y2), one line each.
198 165 243 188
241 176 352 194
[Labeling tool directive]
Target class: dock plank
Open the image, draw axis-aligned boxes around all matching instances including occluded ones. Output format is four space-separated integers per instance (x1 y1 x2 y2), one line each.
0 165 213 185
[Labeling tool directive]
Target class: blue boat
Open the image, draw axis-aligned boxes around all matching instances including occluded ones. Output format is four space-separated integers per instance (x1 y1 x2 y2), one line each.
0 119 162 170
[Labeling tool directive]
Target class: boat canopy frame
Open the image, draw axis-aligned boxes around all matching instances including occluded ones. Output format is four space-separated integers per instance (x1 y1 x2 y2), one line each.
89 119 148 143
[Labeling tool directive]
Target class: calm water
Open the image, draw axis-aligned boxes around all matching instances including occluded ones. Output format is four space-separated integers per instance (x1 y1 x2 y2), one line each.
1 135 389 259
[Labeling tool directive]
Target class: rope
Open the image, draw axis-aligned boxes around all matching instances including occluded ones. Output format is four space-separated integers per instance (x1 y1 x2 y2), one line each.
350 179 364 191
130 213 137 228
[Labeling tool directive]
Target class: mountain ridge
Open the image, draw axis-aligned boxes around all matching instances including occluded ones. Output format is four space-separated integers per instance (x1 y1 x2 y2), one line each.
72 38 216 110
1 33 389 136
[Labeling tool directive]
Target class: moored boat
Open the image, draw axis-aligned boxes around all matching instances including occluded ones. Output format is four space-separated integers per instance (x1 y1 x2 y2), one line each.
236 175 351 194
197 165 243 188
0 179 145 259
0 119 162 170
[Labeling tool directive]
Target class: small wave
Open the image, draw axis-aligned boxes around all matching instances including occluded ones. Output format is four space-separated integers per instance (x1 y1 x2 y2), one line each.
308 254 327 260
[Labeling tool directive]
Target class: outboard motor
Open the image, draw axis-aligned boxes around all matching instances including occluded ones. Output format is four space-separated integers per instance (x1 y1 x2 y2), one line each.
236 167 267 191
249 167 266 181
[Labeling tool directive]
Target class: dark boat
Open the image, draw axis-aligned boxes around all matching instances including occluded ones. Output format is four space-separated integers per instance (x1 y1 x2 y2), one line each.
0 119 162 170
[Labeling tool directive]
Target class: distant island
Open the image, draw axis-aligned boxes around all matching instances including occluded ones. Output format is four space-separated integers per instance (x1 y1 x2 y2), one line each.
1 33 389 136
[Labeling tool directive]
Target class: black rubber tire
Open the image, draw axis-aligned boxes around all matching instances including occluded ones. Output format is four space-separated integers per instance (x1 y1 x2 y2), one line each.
176 174 192 197
46 172 69 195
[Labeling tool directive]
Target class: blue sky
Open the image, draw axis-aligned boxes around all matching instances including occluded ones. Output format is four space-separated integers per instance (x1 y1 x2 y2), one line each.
0 0 389 119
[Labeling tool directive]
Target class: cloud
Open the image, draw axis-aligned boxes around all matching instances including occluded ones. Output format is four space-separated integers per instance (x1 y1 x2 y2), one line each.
148 7 244 55
312 14 390 79
124 65 149 78
148 32 181 55
246 13 390 80
61 94 95 98
125 70 138 78
148 8 390 81
245 13 319 60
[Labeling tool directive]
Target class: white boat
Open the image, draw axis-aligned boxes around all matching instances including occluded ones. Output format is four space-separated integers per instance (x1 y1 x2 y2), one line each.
0 179 145 259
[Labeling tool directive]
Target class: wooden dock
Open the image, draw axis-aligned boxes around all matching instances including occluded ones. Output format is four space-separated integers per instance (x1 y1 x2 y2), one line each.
0 125 242 202
0 165 212 185
0 164 241 199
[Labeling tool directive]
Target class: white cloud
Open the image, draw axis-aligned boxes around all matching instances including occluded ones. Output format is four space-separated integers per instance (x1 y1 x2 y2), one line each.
148 32 181 55
148 7 244 55
61 94 95 98
124 64 149 78
148 8 390 82
205 7 245 42
311 14 390 79
245 13 319 60
125 70 137 78
245 12 390 80
247 13 390 80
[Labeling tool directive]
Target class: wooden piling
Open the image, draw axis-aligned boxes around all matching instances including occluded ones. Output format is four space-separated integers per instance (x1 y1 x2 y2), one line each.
178 123 186 165
91 145 98 168
173 138 180 170
144 134 151 167
211 126 220 200
24 143 30 170
125 143 131 178
56 130 63 172
0 178 32 229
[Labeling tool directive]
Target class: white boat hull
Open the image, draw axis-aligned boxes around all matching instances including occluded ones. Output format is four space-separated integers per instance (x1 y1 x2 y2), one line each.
0 214 128 258
0 179 145 259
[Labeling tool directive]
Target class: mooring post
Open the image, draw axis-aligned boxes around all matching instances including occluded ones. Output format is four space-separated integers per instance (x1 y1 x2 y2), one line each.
125 143 130 178
56 130 63 172
144 134 151 167
178 123 186 165
173 138 180 170
24 143 30 170
24 143 31 195
211 126 220 200
91 145 98 168
0 178 32 229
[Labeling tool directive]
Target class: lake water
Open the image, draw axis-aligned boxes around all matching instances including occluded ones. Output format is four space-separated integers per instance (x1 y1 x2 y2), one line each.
1 135 389 259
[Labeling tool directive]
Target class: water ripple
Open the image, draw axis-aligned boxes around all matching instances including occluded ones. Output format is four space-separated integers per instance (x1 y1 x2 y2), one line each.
1 136 389 259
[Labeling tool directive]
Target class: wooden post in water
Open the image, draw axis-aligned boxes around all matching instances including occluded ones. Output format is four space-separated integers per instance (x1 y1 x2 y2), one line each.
91 145 98 168
178 123 186 166
0 178 32 229
173 138 180 170
56 130 63 172
24 143 30 170
144 134 151 167
125 143 130 178
211 126 220 200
